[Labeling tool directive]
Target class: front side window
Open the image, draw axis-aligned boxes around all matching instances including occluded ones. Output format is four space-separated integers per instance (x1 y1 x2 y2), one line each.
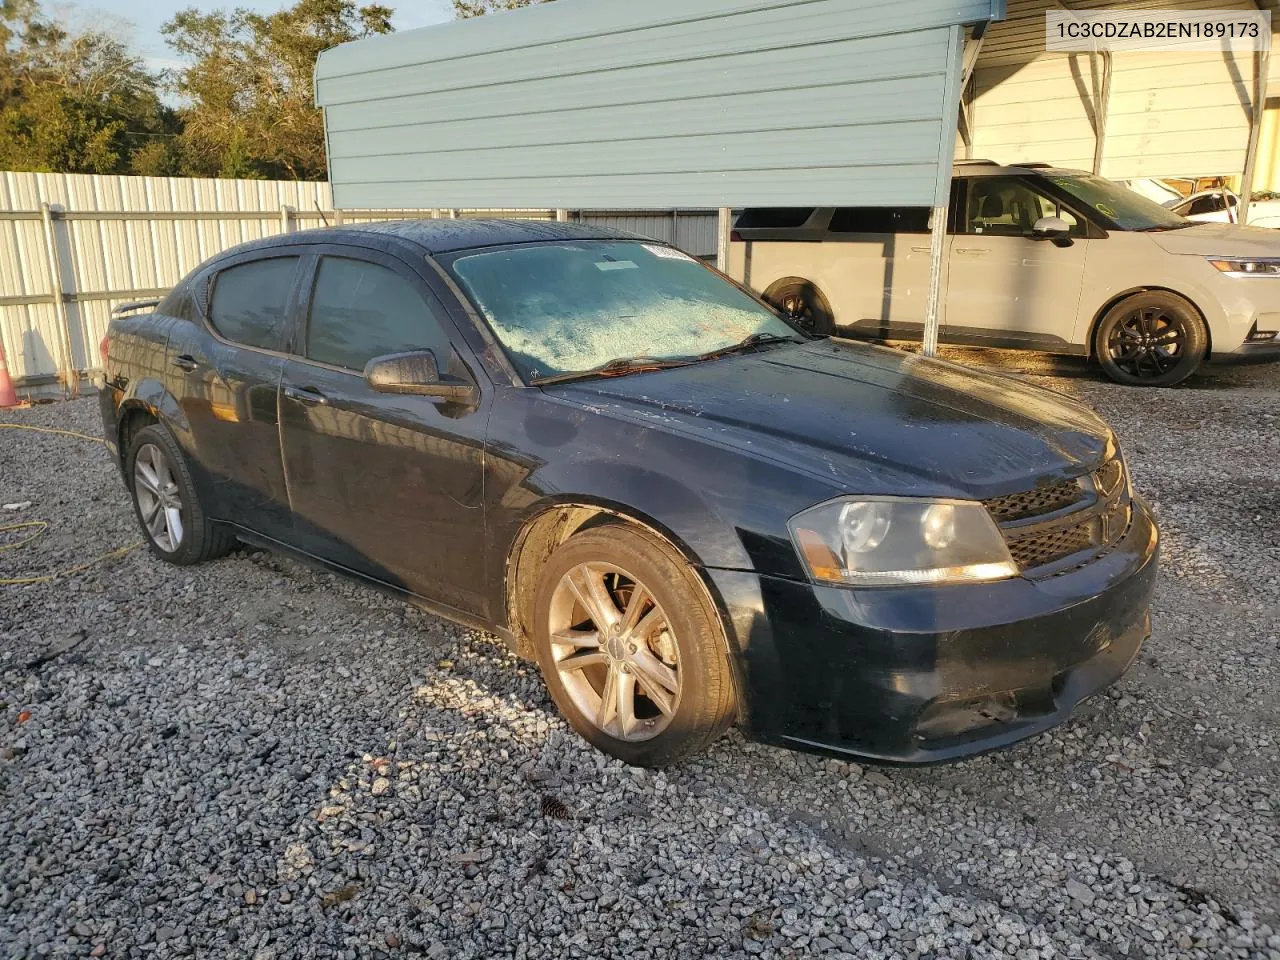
1045 173 1190 231
449 240 797 382
962 177 1083 238
305 257 452 372
208 257 299 350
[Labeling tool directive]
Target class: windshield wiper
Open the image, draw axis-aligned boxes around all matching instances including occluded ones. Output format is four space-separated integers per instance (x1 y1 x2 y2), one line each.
695 331 805 362
1135 223 1195 232
532 356 691 386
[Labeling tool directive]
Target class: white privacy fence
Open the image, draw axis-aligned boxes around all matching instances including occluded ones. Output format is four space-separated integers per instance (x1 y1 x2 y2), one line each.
0 171 718 396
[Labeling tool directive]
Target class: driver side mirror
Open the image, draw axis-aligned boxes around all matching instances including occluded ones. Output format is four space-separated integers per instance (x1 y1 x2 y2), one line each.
1031 216 1072 244
364 350 478 404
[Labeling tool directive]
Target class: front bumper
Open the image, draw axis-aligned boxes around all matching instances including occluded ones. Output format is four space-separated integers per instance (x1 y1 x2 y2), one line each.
1215 327 1280 363
710 498 1158 765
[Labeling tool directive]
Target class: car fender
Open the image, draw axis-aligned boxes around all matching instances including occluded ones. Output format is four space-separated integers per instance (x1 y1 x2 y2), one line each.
1076 240 1244 352
507 458 755 573
113 378 190 455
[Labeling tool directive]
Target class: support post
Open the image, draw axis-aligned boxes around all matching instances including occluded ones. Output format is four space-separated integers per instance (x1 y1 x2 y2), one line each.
923 205 947 358
671 208 679 247
1239 47 1270 225
39 202 77 396
1090 51 1112 175
716 207 732 274
332 208 344 226
922 24 965 358
280 204 294 233
555 209 569 222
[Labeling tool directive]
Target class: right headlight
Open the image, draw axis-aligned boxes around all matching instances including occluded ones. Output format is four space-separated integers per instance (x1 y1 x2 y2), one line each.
788 497 1018 587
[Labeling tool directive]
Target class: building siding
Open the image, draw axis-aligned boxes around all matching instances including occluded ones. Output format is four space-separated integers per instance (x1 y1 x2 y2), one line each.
970 0 1264 178
315 0 999 210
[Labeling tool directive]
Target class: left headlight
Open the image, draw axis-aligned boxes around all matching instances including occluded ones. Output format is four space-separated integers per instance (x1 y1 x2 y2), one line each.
1207 257 1280 277
788 497 1018 587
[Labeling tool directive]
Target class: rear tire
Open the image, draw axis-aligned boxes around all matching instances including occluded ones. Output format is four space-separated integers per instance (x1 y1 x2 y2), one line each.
1094 292 1207 387
763 277 835 336
126 424 235 566
531 525 736 767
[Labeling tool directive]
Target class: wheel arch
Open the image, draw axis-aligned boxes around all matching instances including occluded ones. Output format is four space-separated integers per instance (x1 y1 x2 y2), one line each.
115 401 160 467
1085 286 1212 359
503 498 742 673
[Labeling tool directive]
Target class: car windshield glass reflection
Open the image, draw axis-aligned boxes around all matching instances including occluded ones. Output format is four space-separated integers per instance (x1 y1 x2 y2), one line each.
449 240 798 382
1048 174 1191 232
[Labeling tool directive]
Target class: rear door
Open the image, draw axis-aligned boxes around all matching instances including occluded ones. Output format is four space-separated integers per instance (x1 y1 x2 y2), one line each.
942 176 1090 350
165 251 305 539
822 206 934 339
278 247 490 616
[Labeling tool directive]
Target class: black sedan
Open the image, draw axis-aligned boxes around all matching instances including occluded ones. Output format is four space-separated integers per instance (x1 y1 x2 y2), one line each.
100 220 1158 767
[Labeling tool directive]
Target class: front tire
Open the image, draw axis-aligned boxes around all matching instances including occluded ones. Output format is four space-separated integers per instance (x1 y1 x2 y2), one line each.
126 423 235 565
531 525 736 767
1094 292 1207 387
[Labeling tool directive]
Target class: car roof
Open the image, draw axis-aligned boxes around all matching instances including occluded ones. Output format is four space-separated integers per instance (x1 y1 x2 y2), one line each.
208 218 641 264
953 160 1093 178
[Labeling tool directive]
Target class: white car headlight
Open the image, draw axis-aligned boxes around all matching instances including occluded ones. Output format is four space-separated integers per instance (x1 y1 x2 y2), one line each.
1208 258 1280 277
789 497 1018 587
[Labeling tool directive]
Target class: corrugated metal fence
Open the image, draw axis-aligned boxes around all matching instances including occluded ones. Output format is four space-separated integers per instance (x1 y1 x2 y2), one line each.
0 171 717 397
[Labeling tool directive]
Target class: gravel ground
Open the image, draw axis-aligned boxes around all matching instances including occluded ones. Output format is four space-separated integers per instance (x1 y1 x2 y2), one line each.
1 356 1278 960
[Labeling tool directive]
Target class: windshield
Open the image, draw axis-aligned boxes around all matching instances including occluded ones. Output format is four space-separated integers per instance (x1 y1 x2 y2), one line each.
1046 173 1190 231
449 240 798 382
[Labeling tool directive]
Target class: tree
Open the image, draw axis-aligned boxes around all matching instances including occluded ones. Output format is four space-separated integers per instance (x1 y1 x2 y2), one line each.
454 0 553 17
163 0 393 181
0 0 176 174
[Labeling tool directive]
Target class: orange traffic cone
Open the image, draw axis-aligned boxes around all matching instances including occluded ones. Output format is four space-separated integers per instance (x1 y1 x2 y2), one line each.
0 343 19 408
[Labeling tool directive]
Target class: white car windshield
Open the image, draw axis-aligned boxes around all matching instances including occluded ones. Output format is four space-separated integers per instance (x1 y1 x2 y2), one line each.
449 240 800 383
1048 174 1192 232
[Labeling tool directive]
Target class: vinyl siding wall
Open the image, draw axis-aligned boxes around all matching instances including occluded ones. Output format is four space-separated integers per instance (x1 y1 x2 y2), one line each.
970 0 1266 178
315 0 998 210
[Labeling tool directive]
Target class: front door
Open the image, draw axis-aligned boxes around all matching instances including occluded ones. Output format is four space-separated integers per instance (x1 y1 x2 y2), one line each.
166 253 305 540
278 249 490 617
943 176 1090 350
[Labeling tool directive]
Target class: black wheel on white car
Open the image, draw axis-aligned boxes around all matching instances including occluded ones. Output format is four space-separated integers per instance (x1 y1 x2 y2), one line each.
126 423 235 565
531 525 736 767
763 278 835 336
1094 291 1208 387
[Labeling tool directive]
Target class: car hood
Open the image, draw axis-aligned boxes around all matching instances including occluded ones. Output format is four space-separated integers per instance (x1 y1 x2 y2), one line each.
551 340 1113 499
1145 221 1280 256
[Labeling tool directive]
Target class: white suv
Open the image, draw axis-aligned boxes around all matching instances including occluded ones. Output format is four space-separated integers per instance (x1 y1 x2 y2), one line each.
729 162 1280 386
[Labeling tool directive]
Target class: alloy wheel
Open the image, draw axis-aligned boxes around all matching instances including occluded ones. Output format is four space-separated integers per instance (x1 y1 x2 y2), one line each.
1107 307 1186 380
133 442 184 552
547 561 681 742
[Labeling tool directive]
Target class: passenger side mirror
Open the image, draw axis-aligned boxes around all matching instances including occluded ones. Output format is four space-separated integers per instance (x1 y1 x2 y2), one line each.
1031 216 1072 243
364 350 478 404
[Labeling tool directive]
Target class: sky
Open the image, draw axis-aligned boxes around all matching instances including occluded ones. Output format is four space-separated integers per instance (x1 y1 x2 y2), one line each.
72 0 454 70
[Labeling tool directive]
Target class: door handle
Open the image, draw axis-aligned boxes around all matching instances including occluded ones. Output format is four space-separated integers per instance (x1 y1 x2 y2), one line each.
283 385 329 406
910 245 932 253
171 354 198 372
954 247 989 255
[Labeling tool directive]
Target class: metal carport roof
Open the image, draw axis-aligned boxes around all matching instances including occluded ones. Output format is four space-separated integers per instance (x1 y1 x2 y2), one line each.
314 0 1008 353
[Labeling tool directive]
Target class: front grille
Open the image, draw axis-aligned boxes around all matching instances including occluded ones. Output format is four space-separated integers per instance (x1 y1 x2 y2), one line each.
988 457 1130 575
1006 524 1096 569
984 480 1085 522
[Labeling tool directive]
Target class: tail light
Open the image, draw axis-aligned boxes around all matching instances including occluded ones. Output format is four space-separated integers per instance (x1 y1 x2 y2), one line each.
730 230 743 242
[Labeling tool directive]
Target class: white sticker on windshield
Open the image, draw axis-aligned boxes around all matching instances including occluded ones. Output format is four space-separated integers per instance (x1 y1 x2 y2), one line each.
595 260 638 271
643 244 695 262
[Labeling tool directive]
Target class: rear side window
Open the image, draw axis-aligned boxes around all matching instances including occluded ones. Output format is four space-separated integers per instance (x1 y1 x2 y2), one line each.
735 208 816 229
829 207 931 234
156 282 192 322
208 257 298 350
305 257 453 372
